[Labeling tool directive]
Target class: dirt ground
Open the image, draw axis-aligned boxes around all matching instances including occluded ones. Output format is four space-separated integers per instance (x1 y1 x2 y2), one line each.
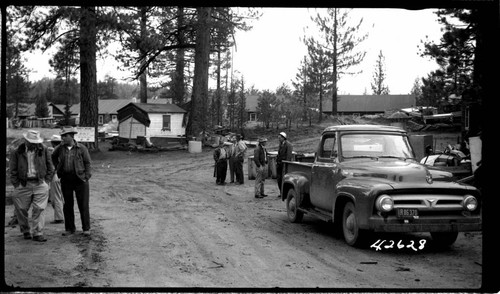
2 126 484 290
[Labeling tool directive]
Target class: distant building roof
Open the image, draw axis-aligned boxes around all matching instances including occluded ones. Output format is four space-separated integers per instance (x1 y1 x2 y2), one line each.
245 94 415 114
98 99 131 114
56 99 137 116
53 104 80 115
322 94 416 113
117 102 187 114
131 97 171 104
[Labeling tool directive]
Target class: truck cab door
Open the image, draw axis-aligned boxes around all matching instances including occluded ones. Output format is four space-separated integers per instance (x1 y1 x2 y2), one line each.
310 134 340 211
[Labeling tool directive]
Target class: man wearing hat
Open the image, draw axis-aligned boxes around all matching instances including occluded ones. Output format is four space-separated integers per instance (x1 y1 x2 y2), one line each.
51 126 92 237
213 139 229 185
277 131 293 197
253 138 269 198
9 130 54 242
48 134 65 224
233 134 247 185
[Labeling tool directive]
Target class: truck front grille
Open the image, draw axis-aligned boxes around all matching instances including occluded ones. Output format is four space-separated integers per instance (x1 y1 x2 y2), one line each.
379 194 481 216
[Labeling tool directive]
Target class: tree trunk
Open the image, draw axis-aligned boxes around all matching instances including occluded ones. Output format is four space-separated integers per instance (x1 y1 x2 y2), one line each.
186 7 211 139
139 7 148 103
331 9 338 116
173 7 185 105
79 6 98 150
216 48 222 126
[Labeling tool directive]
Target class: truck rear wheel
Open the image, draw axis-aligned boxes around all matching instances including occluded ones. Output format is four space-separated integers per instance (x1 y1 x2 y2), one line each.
286 189 303 223
342 202 368 247
430 232 458 247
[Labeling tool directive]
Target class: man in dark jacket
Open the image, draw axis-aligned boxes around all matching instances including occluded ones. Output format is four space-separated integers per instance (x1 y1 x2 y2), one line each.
52 126 92 237
213 140 229 185
253 138 269 198
277 132 293 197
9 130 54 242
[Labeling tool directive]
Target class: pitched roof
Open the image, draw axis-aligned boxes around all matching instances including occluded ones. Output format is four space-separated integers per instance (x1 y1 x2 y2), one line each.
97 99 131 114
245 94 415 113
132 97 171 104
117 102 187 114
322 94 416 112
55 99 138 115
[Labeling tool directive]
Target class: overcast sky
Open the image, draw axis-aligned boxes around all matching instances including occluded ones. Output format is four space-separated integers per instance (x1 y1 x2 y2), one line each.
231 8 444 95
25 7 444 95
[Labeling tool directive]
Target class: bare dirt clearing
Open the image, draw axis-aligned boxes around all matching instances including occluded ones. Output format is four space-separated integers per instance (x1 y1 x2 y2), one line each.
3 125 483 290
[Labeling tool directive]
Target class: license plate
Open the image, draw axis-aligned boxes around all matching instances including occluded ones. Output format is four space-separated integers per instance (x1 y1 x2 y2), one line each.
397 208 419 219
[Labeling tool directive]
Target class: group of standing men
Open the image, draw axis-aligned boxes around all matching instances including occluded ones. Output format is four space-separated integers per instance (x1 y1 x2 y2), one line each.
213 131 293 199
253 131 293 198
9 126 92 242
213 134 247 185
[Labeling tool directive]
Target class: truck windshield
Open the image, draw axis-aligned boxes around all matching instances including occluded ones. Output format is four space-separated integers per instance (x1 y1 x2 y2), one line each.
340 133 415 161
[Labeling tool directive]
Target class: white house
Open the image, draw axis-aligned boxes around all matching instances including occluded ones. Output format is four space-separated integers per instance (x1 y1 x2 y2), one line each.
116 103 187 141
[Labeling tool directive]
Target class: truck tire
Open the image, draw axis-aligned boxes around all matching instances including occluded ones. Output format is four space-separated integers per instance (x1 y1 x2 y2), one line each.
342 202 368 247
430 232 458 247
286 189 303 223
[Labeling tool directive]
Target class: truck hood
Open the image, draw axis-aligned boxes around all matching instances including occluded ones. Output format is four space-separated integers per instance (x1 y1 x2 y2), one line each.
340 159 453 185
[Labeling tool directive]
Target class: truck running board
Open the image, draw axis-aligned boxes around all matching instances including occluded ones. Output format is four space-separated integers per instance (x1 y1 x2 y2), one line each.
297 207 332 222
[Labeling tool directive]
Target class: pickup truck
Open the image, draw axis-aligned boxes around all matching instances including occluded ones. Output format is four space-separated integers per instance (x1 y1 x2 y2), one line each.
281 124 481 247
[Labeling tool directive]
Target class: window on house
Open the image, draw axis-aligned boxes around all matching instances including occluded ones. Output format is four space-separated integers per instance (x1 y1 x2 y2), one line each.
98 115 103 125
162 115 171 131
250 113 256 122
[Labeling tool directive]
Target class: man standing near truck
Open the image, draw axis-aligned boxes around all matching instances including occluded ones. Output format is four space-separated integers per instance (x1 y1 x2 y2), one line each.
277 132 293 196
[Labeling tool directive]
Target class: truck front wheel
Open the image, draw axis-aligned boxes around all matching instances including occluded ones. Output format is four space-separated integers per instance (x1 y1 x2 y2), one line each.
286 189 304 223
342 202 368 247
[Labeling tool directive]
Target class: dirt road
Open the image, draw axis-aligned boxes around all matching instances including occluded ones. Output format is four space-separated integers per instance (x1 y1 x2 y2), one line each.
3 140 483 289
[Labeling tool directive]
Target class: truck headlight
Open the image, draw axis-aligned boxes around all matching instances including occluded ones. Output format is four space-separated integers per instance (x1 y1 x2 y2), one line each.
376 195 394 212
463 195 478 211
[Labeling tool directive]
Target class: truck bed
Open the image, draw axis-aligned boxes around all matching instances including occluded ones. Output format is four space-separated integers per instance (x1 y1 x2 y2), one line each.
283 160 313 182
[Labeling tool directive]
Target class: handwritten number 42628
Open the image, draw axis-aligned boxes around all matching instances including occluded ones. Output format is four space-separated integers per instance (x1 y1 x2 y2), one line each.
370 239 426 251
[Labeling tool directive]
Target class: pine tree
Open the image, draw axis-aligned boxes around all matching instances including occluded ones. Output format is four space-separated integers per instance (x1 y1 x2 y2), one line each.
303 37 332 122
256 90 277 129
186 7 211 139
419 9 475 97
309 8 368 116
35 94 50 118
410 78 423 106
5 7 30 118
370 50 390 95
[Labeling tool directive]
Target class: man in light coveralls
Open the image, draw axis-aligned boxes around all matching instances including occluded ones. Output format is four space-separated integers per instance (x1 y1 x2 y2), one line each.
9 130 54 242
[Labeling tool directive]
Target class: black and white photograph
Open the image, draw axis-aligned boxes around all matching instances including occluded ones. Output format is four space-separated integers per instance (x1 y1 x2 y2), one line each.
1 3 498 292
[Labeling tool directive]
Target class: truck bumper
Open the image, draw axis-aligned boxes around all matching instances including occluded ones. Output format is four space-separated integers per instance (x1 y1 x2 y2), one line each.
367 216 482 233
